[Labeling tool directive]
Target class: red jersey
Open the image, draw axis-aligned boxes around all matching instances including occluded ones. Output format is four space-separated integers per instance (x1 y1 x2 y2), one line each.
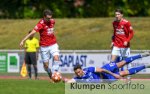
112 19 134 48
34 18 57 46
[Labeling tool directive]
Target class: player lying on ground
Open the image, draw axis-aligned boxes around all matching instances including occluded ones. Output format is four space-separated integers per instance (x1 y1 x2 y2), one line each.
63 52 150 83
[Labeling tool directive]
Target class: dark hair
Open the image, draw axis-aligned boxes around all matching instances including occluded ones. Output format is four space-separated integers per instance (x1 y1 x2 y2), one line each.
115 9 123 14
74 64 82 71
43 9 53 17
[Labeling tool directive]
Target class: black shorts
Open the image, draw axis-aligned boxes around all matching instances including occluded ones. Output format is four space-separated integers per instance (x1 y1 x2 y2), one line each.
25 52 37 65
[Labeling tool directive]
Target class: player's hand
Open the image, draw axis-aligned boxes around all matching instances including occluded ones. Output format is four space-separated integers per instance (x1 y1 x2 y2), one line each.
61 77 69 83
19 40 24 48
123 41 128 46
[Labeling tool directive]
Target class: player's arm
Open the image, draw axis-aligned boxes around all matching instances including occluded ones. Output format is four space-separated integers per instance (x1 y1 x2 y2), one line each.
110 23 115 49
35 39 39 60
124 22 134 46
96 68 122 79
110 35 114 49
20 30 36 48
62 77 76 83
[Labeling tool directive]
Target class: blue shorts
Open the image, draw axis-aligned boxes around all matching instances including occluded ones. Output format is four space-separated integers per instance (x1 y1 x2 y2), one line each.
101 62 120 82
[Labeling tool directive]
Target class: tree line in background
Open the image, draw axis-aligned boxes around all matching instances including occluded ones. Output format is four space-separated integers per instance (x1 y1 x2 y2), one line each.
0 0 150 19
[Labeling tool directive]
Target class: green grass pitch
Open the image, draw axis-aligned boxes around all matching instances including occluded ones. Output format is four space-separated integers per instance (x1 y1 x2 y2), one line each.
0 79 64 94
0 79 150 94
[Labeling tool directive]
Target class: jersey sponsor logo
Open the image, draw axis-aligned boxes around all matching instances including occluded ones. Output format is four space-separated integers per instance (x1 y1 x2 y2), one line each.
116 28 125 35
47 28 54 34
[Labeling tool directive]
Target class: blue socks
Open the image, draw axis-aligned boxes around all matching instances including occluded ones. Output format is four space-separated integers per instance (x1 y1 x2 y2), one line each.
128 65 145 75
124 55 142 64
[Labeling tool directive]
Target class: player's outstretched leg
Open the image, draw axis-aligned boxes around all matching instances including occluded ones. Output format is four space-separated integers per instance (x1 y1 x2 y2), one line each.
128 65 145 75
45 67 52 78
44 63 52 79
125 63 150 77
119 65 146 77
117 52 150 68
52 61 61 72
125 52 150 64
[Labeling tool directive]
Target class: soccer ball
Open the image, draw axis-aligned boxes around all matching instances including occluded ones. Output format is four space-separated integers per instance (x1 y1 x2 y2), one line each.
51 72 62 83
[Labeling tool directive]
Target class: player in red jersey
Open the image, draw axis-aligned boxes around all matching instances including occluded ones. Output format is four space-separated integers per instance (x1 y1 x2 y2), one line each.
20 9 61 79
110 9 134 83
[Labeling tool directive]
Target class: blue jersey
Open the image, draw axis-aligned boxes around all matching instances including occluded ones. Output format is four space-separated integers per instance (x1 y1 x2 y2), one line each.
74 67 102 83
73 62 119 83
